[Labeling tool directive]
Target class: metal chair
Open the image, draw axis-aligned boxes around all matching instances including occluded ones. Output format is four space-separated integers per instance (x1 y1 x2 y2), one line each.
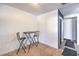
16 32 26 54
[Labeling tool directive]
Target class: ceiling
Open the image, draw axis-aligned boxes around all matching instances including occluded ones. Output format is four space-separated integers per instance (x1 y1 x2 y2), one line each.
3 3 68 15
59 3 79 16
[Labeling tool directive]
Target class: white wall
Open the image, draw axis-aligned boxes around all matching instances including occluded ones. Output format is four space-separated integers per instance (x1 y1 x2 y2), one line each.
37 10 58 48
0 4 59 55
0 4 38 55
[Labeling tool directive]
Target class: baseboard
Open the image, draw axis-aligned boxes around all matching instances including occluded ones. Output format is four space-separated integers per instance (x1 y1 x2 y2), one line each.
39 41 58 49
0 48 18 56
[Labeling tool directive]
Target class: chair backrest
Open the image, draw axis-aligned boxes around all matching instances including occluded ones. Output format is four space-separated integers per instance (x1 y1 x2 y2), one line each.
34 31 39 37
16 32 20 41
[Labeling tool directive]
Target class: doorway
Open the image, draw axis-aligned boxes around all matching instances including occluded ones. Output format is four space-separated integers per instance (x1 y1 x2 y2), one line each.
58 9 77 48
61 17 77 56
64 17 77 43
59 16 77 49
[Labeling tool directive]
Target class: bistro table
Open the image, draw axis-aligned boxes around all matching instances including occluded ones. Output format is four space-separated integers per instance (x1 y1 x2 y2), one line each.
16 31 39 54
23 31 39 52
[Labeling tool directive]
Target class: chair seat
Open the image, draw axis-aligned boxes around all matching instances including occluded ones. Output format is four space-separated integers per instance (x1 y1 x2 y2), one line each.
20 37 26 40
33 35 38 37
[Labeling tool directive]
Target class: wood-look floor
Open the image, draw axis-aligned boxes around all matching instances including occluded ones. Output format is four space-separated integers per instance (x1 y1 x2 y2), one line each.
4 43 63 56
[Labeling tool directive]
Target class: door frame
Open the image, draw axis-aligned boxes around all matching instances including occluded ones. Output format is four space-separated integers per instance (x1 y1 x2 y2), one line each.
58 9 64 48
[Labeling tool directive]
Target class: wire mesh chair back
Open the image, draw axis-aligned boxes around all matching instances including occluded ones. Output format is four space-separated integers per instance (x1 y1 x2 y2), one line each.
34 31 39 37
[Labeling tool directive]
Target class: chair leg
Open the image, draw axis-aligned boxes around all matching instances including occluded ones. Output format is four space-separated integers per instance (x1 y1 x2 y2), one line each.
21 40 26 53
27 38 32 54
17 39 26 54
27 44 31 54
33 37 38 47
22 46 26 53
17 46 20 54
17 41 23 54
37 35 39 46
22 43 26 49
